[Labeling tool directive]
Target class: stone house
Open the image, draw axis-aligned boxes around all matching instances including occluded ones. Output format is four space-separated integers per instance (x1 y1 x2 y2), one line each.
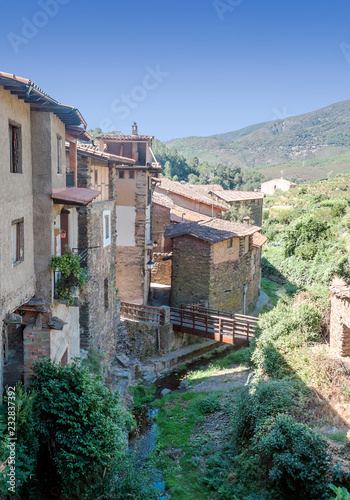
0 72 97 389
152 192 211 285
96 124 161 304
261 178 297 196
154 177 227 218
208 190 265 227
164 218 266 314
330 278 350 357
68 143 134 360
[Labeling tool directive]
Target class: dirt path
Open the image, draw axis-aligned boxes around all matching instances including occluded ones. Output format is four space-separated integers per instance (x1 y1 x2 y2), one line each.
189 365 252 392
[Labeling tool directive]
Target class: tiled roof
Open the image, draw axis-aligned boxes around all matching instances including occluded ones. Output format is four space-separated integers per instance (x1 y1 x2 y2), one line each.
164 218 260 243
211 190 265 202
156 178 227 210
187 184 224 194
97 134 153 141
153 193 211 222
253 233 267 247
76 144 135 165
0 72 86 128
51 187 100 205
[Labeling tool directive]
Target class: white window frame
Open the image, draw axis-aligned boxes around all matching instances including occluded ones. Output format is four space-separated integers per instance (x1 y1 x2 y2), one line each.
103 210 111 247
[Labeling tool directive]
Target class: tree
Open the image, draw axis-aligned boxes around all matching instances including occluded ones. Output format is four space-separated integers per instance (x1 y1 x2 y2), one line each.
31 359 131 499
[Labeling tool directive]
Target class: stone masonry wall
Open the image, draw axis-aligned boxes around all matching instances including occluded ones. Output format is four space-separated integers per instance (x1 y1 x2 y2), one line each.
151 253 172 285
330 291 350 357
152 203 172 253
116 170 149 304
77 155 118 361
170 236 211 308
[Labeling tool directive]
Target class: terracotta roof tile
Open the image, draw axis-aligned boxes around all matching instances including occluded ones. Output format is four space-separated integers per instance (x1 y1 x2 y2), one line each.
156 178 227 210
211 190 265 202
153 193 211 222
51 187 100 205
76 144 135 165
0 72 86 127
97 134 153 141
253 233 267 247
187 184 224 194
164 218 260 243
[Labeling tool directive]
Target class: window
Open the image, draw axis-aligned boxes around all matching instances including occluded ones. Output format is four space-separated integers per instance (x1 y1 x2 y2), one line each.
9 122 22 173
103 210 111 247
94 169 98 184
119 171 124 179
129 170 134 179
227 238 232 248
12 219 24 265
104 278 109 311
57 135 62 174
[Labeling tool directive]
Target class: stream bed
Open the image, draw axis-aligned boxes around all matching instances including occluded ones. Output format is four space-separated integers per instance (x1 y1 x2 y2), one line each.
129 345 236 499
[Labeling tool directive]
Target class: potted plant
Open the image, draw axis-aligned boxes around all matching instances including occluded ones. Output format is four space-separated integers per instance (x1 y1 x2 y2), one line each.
51 251 88 305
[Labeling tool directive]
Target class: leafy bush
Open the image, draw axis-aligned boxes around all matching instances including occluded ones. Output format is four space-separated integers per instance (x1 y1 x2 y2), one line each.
252 414 330 499
0 385 39 499
283 216 331 258
330 486 350 500
31 359 131 499
231 378 309 452
251 301 323 376
197 394 221 414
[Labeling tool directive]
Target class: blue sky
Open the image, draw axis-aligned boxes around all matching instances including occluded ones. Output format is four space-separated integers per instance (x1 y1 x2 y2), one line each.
1 0 350 141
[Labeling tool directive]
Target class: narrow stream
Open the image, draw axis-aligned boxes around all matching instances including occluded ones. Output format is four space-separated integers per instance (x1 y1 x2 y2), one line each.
129 346 237 499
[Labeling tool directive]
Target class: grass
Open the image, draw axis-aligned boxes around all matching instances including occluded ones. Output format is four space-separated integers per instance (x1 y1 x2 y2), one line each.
131 383 156 409
261 277 281 306
326 430 349 444
185 349 250 384
154 392 212 500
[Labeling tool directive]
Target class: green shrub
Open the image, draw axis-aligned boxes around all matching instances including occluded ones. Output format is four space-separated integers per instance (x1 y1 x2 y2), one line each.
197 394 222 414
283 216 331 258
0 385 39 499
231 378 309 452
330 486 350 500
252 414 330 499
31 359 131 499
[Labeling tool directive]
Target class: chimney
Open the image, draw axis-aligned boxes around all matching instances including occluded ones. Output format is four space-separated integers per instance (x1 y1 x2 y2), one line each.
243 216 250 226
132 122 138 135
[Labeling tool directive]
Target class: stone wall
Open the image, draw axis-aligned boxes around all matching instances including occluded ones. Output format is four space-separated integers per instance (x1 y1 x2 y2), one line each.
170 234 261 314
77 155 118 361
116 169 151 304
152 203 172 253
170 235 211 307
151 253 172 285
330 282 350 357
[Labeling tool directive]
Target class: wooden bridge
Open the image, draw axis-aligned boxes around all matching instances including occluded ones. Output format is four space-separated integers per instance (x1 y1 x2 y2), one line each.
120 302 259 347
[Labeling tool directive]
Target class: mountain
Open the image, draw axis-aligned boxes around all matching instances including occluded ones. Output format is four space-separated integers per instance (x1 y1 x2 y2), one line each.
166 100 350 181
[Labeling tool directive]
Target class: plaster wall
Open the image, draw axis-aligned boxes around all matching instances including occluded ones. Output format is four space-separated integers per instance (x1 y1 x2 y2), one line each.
0 88 36 389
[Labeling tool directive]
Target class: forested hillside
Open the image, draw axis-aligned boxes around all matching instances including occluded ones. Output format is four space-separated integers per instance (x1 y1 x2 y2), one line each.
166 99 350 182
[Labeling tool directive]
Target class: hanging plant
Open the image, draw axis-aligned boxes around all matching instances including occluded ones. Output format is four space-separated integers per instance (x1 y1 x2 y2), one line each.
51 252 89 305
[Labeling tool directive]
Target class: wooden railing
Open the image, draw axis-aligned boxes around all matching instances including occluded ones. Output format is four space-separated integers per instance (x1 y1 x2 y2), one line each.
120 301 162 324
181 304 259 325
171 305 259 346
120 301 259 346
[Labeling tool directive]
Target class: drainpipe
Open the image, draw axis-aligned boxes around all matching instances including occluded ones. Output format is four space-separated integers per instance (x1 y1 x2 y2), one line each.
243 284 247 315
